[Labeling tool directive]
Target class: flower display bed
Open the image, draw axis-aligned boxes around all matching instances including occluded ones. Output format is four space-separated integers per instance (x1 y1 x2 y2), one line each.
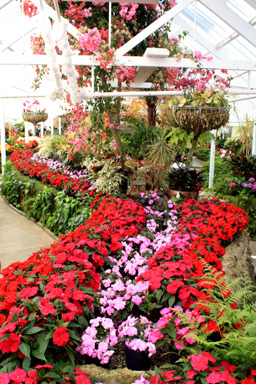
0 149 255 384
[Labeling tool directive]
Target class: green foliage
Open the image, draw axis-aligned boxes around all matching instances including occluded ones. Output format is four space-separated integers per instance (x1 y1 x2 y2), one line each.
168 165 205 192
229 153 256 179
120 121 161 160
1 162 92 236
46 191 92 236
202 153 233 193
194 146 211 162
192 273 256 370
1 161 24 208
26 188 56 226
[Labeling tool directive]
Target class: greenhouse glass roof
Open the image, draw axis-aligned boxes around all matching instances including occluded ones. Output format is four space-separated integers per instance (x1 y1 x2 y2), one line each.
0 0 255 123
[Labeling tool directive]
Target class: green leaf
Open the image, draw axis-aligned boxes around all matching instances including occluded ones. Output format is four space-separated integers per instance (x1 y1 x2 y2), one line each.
11 311 19 323
34 331 50 355
32 349 46 362
28 312 37 322
78 316 88 328
19 342 31 359
155 289 163 303
168 296 175 307
22 358 31 371
66 349 75 365
161 291 170 303
24 327 44 335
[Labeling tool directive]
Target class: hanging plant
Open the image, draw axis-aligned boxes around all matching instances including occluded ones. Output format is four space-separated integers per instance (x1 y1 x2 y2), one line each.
166 90 230 143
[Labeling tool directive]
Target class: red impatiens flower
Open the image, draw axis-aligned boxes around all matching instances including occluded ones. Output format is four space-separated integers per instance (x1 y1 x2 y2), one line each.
75 375 91 384
190 353 209 371
0 333 21 353
206 372 222 384
52 327 70 346
39 298 57 316
9 368 27 382
35 364 53 369
0 373 9 384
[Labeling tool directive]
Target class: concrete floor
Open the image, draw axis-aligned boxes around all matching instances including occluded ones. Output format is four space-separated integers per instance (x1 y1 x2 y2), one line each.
0 196 54 271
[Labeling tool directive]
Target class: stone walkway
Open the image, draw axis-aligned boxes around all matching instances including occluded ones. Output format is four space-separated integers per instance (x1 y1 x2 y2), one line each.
0 195 55 272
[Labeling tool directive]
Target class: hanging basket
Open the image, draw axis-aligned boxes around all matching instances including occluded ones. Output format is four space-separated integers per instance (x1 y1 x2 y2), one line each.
170 105 229 138
22 112 48 127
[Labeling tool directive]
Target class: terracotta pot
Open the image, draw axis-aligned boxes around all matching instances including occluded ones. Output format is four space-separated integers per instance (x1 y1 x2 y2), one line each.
125 345 150 371
167 189 195 199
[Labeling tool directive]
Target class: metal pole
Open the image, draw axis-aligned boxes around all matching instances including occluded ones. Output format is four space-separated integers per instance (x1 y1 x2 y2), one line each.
40 123 44 138
208 137 216 188
51 116 54 136
25 122 29 143
58 117 61 135
0 100 6 174
252 120 256 156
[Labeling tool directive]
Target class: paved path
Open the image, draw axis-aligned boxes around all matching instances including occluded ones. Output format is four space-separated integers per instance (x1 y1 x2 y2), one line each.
0 196 55 272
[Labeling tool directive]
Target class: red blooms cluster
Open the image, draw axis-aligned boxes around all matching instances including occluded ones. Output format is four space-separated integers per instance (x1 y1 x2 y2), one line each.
10 149 93 197
137 198 248 313
0 194 145 373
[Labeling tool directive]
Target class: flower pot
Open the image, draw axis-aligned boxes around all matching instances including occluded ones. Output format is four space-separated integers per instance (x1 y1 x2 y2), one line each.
167 189 195 199
125 345 150 371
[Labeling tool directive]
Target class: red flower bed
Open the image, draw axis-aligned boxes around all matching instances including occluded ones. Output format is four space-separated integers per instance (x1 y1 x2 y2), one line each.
0 195 146 373
10 149 93 197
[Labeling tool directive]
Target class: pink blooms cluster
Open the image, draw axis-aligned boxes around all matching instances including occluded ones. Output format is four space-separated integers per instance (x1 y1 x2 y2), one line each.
115 66 138 84
23 99 40 112
154 306 205 351
21 0 38 18
78 317 118 364
119 3 139 21
79 28 102 53
118 315 157 357
99 277 149 316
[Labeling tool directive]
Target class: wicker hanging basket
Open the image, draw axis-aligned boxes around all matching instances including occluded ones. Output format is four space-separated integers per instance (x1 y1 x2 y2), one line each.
171 105 229 139
22 112 48 127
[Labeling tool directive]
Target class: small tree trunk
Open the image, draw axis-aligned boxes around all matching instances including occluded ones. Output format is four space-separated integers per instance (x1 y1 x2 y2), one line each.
107 110 126 169
146 96 157 127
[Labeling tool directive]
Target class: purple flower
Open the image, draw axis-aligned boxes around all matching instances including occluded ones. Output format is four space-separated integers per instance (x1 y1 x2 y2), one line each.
248 177 255 183
251 186 256 193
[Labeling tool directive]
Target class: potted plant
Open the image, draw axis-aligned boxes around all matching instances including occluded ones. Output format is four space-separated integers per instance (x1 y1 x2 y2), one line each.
118 315 157 371
167 164 205 199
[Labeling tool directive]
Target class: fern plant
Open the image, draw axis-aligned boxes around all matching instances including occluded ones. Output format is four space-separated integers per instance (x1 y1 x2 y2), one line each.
187 270 256 370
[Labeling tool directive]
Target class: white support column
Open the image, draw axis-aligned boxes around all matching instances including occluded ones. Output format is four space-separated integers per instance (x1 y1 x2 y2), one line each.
0 100 6 174
25 122 29 143
208 138 216 188
40 123 44 138
252 120 256 156
51 116 54 136
58 117 61 135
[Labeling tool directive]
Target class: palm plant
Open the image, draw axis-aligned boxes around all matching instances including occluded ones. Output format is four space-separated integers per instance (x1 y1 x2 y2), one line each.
146 128 173 189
